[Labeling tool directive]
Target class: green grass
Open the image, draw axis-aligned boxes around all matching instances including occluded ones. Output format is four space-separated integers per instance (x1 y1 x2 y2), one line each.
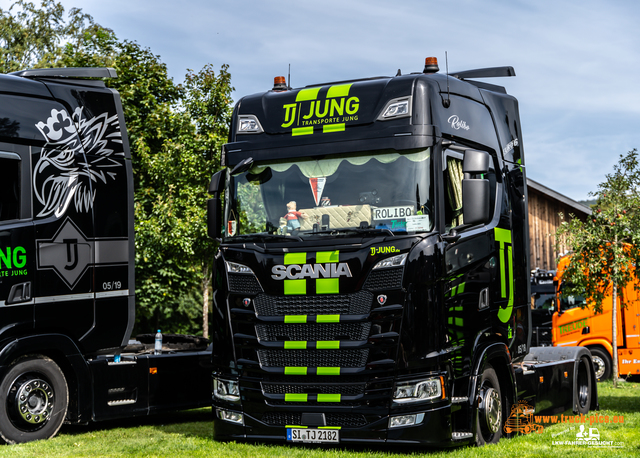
1 380 638 457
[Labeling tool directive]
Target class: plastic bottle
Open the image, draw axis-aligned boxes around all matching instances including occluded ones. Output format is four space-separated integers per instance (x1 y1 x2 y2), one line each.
154 329 162 355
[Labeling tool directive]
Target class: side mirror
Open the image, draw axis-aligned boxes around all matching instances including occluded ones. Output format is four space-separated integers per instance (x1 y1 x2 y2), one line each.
207 170 226 239
207 197 222 239
462 150 491 226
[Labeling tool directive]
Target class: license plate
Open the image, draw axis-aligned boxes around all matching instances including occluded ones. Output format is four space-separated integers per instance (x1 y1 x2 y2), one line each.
287 428 340 443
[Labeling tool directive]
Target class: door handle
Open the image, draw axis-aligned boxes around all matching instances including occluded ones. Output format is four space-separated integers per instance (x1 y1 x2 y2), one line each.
6 282 31 305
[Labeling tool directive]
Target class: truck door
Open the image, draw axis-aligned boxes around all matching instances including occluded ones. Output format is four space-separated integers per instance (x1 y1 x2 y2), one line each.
0 145 35 338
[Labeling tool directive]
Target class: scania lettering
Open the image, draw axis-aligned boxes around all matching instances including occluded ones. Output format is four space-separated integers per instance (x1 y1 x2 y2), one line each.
208 57 598 447
0 68 211 444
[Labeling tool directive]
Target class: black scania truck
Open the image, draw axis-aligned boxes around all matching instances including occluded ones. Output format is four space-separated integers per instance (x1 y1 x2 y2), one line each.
0 68 210 444
208 58 598 447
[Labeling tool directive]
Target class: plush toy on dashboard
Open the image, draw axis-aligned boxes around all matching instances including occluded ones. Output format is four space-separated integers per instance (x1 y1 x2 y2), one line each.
284 201 307 231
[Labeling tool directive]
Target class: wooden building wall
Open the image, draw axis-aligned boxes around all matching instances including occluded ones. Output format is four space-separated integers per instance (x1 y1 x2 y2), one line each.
527 185 589 271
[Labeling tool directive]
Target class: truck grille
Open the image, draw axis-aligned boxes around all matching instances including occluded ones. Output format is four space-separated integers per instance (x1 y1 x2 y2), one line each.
262 412 368 428
262 382 365 396
363 267 403 290
255 322 371 342
228 274 263 294
257 349 369 368
254 291 372 316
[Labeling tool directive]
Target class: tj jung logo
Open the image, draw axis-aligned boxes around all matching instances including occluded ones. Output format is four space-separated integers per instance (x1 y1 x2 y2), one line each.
447 115 470 130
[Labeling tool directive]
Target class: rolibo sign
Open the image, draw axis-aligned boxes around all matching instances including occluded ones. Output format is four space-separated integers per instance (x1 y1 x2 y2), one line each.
281 84 359 136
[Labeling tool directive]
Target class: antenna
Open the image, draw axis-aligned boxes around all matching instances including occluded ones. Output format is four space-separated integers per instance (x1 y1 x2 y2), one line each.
443 51 451 108
288 64 291 90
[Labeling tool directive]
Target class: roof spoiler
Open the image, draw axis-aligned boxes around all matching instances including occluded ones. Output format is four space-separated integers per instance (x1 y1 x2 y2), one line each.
451 66 516 94
10 67 117 79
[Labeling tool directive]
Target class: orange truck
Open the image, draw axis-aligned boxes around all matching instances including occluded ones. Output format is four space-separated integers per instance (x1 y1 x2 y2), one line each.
552 255 640 380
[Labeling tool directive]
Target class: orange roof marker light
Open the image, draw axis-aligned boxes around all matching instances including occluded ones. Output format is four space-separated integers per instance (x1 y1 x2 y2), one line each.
423 57 439 74
273 76 288 91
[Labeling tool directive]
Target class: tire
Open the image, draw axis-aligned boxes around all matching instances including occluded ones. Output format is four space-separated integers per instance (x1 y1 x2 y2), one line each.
575 356 592 414
475 365 504 446
0 356 68 444
588 347 612 382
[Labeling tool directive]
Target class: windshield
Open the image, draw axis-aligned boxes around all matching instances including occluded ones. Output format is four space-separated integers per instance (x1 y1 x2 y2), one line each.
558 284 587 312
223 149 433 240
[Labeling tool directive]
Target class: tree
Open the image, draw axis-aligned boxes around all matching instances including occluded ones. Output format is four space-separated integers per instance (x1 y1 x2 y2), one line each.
556 149 640 387
1 0 233 337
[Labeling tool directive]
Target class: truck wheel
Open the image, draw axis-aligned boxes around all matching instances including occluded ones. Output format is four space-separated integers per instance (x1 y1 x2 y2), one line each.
575 356 591 414
0 356 68 444
589 348 611 381
475 365 504 446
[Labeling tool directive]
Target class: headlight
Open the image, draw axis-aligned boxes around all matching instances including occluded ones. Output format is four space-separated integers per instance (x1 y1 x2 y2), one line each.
216 408 244 425
393 377 443 403
213 378 240 402
372 253 407 270
389 413 425 428
225 261 255 275
378 97 411 120
237 115 263 134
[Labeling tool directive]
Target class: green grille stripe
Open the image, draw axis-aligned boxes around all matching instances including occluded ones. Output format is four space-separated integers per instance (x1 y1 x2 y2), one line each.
318 426 342 430
292 126 313 136
284 341 307 349
316 250 339 263
458 282 465 294
284 279 306 295
316 341 340 349
317 314 340 323
317 367 340 375
323 123 345 133
285 367 308 375
316 278 339 294
317 394 341 402
296 88 321 102
284 252 307 264
285 393 308 402
286 425 308 429
285 315 307 323
326 84 352 98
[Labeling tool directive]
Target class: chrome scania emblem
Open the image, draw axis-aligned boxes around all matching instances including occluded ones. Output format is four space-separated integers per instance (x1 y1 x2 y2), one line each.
377 295 387 305
243 298 251 307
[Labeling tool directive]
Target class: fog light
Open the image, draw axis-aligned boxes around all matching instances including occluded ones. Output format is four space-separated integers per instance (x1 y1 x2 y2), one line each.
213 378 240 402
389 413 425 428
216 408 244 425
394 377 443 403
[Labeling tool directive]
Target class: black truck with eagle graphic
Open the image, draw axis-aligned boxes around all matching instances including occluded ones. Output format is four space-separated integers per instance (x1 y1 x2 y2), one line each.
0 68 210 444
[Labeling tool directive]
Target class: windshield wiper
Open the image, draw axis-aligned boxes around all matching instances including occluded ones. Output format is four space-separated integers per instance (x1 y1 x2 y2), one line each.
229 233 303 242
302 227 394 237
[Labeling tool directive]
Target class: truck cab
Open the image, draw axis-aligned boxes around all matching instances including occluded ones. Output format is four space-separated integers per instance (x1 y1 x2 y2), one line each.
209 58 597 447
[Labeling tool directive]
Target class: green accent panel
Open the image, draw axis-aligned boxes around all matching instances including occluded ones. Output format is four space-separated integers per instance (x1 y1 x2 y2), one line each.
457 282 465 294
292 126 313 136
316 278 339 294
286 425 308 429
323 123 345 133
326 84 352 98
285 341 307 349
318 426 341 430
316 250 339 263
284 252 307 264
317 314 340 323
285 367 308 375
296 87 321 102
316 341 340 349
494 227 512 243
317 394 341 402
498 244 515 323
285 279 306 295
285 393 308 402
285 315 307 323
317 367 340 375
